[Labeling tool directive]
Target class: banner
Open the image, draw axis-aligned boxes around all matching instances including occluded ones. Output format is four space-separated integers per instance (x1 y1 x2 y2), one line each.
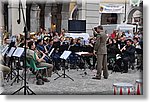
99 4 125 13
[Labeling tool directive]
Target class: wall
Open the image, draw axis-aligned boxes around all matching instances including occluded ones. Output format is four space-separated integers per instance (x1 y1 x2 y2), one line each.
77 0 99 36
8 0 26 36
0 1 4 28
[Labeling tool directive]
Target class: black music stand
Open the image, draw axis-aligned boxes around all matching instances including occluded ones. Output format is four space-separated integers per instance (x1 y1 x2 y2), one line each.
76 52 93 77
69 46 80 52
49 48 61 77
12 0 35 95
54 51 74 81
68 46 80 70
6 47 16 80
11 47 24 86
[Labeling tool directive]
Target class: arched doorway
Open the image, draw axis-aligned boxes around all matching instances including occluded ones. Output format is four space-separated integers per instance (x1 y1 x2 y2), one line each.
101 13 118 25
127 8 142 24
70 5 79 20
127 7 143 31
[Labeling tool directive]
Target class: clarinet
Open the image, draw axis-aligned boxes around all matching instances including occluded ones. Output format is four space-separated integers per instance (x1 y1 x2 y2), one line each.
36 49 51 59
120 45 127 52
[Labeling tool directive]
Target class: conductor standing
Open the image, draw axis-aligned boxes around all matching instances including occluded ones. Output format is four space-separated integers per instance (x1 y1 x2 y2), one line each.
92 25 108 80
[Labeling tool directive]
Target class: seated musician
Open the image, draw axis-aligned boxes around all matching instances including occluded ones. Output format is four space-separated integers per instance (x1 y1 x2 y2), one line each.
64 37 70 45
43 37 49 46
50 38 61 70
70 38 77 46
18 38 25 47
46 39 54 53
27 41 53 81
117 35 126 50
35 32 42 40
89 38 97 69
36 39 48 54
0 55 10 78
120 39 135 73
133 37 142 69
107 38 120 59
82 39 96 69
54 32 60 39
68 38 80 69
36 39 51 63
76 38 82 47
60 37 65 46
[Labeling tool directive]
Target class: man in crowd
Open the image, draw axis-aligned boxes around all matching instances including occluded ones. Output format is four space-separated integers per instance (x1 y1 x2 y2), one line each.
125 30 134 40
120 39 135 73
92 25 109 80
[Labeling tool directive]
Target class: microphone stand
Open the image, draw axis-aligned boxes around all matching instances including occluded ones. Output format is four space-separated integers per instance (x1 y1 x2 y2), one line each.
12 0 35 95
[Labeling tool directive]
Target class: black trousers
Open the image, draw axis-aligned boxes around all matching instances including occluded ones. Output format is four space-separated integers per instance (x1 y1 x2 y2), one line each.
122 57 130 72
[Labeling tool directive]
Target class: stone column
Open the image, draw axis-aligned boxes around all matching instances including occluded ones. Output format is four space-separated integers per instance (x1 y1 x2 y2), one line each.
78 0 86 20
45 4 52 31
0 1 3 44
61 3 69 30
0 1 4 28
8 0 26 36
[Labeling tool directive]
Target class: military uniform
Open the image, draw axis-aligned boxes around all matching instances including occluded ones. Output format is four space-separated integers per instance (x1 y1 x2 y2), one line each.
94 31 108 79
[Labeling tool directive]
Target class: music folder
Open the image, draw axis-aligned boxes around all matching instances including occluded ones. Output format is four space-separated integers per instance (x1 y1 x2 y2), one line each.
12 47 24 57
7 47 16 57
60 51 71 60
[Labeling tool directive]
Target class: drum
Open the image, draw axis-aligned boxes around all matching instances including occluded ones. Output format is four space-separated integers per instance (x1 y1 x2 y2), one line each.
113 83 134 95
0 87 4 94
0 71 4 87
135 79 143 95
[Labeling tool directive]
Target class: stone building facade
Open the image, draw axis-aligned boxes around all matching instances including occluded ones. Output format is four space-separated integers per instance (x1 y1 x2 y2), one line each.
0 0 143 36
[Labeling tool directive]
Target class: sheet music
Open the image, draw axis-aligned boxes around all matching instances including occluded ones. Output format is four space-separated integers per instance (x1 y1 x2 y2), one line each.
60 51 71 60
1 46 9 56
7 47 16 57
12 47 24 57
48 48 54 57
1 45 9 53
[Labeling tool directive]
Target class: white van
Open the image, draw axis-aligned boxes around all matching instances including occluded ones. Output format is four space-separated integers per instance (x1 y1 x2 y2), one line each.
102 24 136 34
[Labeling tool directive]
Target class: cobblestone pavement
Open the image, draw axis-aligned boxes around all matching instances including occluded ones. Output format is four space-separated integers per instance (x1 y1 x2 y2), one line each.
2 69 142 95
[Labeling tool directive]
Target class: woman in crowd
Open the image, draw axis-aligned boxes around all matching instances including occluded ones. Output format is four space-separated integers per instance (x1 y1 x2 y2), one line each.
27 41 53 82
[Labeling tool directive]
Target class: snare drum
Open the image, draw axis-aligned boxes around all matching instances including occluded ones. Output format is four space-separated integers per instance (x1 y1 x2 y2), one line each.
113 83 134 95
135 79 143 95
